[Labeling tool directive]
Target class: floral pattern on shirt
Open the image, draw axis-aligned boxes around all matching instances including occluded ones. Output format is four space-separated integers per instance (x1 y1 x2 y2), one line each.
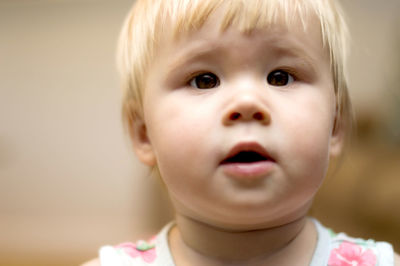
116 237 157 264
328 233 378 266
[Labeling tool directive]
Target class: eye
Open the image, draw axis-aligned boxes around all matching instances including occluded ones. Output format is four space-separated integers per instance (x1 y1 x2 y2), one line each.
189 72 220 89
267 70 294 86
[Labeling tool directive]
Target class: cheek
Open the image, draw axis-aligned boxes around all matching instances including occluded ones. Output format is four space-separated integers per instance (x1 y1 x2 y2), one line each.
145 97 215 174
146 110 214 203
278 95 335 175
291 120 331 166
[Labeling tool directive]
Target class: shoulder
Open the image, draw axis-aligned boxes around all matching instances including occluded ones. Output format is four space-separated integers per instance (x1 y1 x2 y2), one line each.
328 231 397 266
313 220 397 266
395 252 400 266
81 223 175 266
81 258 100 266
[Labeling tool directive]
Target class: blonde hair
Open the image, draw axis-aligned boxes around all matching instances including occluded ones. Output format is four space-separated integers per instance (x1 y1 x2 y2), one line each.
118 0 352 140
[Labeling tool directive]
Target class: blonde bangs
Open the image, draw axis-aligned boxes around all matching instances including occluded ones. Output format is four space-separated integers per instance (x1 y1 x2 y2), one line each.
164 0 313 36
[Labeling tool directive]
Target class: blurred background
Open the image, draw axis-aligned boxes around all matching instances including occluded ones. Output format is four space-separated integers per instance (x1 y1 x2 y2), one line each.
0 0 399 265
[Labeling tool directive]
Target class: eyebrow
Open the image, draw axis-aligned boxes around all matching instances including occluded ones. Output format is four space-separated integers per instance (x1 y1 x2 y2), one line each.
166 40 320 76
270 46 318 72
166 44 225 75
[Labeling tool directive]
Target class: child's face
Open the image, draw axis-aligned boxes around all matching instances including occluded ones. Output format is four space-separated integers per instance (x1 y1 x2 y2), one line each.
134 10 342 229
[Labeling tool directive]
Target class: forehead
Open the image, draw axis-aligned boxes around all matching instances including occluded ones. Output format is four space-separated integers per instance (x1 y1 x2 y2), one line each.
153 0 321 41
152 0 327 55
152 5 327 71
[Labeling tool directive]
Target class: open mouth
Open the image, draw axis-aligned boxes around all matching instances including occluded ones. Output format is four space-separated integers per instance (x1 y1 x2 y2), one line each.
220 143 275 178
220 142 275 165
219 142 276 178
221 151 270 164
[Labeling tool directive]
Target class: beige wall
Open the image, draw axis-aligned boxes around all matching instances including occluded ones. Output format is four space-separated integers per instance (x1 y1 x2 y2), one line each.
0 1 173 265
343 0 400 120
0 0 399 265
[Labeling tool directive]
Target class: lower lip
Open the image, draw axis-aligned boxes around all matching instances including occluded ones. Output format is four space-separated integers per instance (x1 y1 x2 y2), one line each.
221 161 275 179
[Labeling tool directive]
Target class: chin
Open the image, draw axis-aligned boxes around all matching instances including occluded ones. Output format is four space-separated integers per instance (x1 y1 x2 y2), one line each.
202 201 313 231
196 210 307 232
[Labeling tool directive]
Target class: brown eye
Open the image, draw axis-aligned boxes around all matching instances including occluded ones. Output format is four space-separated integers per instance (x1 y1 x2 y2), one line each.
267 70 294 86
190 72 219 89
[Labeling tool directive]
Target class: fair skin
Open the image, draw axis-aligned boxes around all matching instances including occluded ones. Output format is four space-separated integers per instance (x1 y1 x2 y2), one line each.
135 9 336 266
83 6 400 266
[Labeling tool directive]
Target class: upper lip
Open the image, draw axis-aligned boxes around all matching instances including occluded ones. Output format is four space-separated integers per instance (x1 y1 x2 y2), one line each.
220 142 275 164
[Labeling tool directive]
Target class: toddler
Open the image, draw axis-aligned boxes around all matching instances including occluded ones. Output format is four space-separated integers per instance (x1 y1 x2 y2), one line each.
84 0 400 265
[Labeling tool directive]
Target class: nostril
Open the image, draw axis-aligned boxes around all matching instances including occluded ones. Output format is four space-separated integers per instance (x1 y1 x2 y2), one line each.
253 112 264 120
229 112 241 120
230 112 241 120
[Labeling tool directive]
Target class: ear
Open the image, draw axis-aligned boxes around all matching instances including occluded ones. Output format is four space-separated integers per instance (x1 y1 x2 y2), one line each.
329 115 345 157
130 114 157 166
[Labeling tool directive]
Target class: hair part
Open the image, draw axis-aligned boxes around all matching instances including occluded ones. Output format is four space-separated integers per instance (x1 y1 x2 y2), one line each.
118 0 352 145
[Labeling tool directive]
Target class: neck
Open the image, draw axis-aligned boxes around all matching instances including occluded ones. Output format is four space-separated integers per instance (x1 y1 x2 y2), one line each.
169 215 317 265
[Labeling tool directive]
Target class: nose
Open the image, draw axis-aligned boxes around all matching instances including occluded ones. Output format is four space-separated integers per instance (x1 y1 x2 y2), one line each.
222 93 270 126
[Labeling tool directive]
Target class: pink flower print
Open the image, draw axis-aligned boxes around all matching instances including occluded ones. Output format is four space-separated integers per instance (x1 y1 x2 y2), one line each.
116 237 157 263
328 241 377 266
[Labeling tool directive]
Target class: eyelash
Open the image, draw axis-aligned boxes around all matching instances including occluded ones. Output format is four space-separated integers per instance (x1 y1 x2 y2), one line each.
267 69 296 86
188 72 220 89
187 69 298 89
